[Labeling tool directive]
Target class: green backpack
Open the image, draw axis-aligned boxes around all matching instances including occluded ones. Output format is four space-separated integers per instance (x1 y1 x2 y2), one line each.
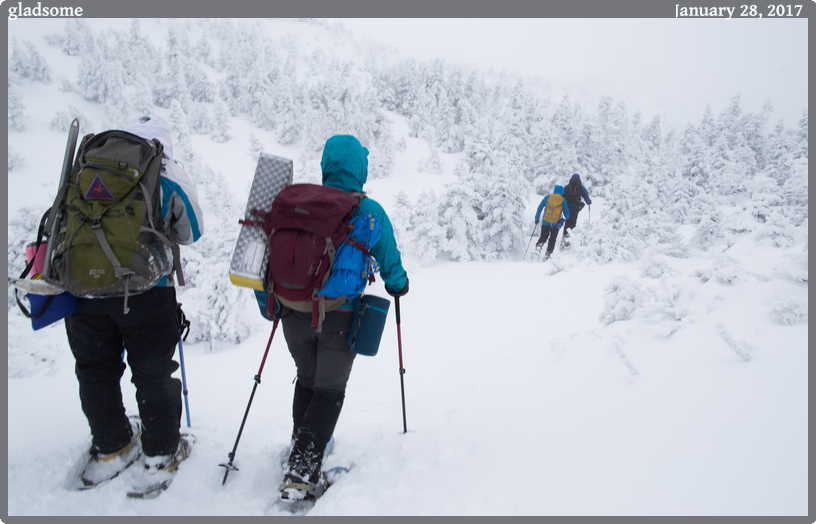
46 130 180 313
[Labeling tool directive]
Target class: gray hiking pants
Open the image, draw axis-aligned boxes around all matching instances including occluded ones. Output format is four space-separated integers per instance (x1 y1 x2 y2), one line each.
281 308 356 393
281 308 356 482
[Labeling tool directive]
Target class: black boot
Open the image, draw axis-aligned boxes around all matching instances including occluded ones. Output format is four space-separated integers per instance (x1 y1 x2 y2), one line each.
286 389 344 484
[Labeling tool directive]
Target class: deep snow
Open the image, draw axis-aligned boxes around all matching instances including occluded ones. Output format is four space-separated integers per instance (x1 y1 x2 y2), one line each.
6 18 808 517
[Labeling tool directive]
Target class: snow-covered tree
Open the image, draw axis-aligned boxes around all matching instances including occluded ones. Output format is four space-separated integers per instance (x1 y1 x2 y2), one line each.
45 18 93 56
101 61 130 128
479 166 528 259
389 190 414 249
438 181 484 261
9 37 52 83
8 72 27 131
50 106 93 132
8 147 24 172
248 133 264 162
169 99 198 173
210 98 231 143
176 166 254 350
410 190 447 265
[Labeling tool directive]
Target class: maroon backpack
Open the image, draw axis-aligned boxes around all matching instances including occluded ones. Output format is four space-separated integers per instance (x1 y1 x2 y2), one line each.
258 183 360 331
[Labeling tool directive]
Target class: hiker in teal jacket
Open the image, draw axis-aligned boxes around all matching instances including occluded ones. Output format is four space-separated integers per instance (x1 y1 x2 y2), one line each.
279 134 409 502
321 135 408 295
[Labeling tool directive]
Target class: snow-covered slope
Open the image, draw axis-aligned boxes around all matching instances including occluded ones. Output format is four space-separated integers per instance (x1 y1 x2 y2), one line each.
7 18 807 517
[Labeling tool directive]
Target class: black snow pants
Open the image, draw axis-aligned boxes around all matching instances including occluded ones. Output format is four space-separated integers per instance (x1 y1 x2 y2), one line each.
64 287 181 457
536 224 561 254
564 202 585 232
280 307 356 483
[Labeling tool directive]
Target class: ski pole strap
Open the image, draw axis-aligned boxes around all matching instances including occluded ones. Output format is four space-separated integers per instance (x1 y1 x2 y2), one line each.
177 305 191 341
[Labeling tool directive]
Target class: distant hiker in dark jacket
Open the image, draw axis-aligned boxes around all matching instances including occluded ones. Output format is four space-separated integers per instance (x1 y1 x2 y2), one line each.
562 173 591 236
64 114 204 490
534 185 569 258
279 134 409 501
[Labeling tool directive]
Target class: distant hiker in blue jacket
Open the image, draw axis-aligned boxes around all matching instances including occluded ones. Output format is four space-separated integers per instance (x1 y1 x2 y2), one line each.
279 134 409 502
534 185 569 259
65 114 204 490
562 173 591 238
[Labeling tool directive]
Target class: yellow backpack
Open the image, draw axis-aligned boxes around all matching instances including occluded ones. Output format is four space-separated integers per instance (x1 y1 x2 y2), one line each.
543 194 565 224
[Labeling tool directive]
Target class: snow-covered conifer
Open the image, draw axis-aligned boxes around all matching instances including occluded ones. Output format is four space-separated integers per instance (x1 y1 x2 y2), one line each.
101 61 130 128
169 99 198 172
22 40 52 84
50 106 93 132
479 167 528 259
389 190 414 249
248 133 264 162
438 182 484 261
210 98 231 143
7 73 27 132
8 147 23 172
410 190 447 265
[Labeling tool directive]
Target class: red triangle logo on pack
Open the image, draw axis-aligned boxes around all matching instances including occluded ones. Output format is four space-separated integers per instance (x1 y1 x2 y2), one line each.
85 174 115 201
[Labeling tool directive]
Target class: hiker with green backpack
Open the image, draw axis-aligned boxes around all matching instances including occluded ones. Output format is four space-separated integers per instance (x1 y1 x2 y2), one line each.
58 114 204 493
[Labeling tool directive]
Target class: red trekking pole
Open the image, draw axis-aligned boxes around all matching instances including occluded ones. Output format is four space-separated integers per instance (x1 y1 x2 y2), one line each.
220 319 279 485
395 297 408 434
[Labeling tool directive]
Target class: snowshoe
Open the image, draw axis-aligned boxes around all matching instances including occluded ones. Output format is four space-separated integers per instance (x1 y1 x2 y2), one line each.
280 471 329 502
127 433 194 499
78 417 142 490
279 465 350 503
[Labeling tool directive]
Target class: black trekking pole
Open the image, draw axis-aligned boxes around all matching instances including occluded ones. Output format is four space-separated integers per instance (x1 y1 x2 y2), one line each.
522 223 537 260
177 306 192 428
220 318 279 485
395 297 408 434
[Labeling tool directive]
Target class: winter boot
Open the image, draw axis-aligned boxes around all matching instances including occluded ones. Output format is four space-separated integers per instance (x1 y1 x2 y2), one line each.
126 434 195 498
144 434 194 476
79 416 143 489
281 427 329 501
279 434 335 470
132 434 194 491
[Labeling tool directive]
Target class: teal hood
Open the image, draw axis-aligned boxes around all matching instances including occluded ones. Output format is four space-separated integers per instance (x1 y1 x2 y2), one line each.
321 135 369 193
554 185 565 195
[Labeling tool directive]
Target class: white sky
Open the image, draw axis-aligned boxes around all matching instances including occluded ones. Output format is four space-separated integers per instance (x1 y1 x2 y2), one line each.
342 18 808 129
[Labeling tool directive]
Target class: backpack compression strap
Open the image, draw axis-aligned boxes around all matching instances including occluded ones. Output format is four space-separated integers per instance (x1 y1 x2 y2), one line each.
92 181 179 314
